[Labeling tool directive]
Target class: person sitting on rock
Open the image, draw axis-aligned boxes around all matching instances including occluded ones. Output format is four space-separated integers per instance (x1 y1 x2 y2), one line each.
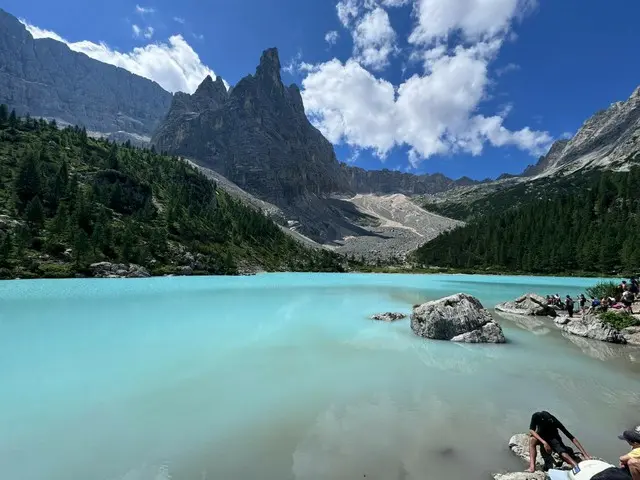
586 297 601 315
618 426 640 479
526 410 591 472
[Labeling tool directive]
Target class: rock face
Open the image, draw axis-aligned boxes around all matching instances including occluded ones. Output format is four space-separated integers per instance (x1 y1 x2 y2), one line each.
622 326 640 345
555 315 627 344
0 9 172 136
370 312 407 322
344 166 477 195
495 294 557 317
90 262 150 278
151 48 464 242
410 293 506 343
521 86 640 177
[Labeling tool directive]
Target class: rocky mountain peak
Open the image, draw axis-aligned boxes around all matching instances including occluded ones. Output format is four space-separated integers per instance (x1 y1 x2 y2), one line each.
255 48 283 88
193 74 228 109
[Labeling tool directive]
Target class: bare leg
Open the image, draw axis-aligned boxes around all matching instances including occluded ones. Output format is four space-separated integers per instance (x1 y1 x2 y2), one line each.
629 458 640 480
560 452 578 468
527 436 539 472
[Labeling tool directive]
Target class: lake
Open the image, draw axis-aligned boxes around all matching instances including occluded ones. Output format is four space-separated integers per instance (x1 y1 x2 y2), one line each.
1 273 639 480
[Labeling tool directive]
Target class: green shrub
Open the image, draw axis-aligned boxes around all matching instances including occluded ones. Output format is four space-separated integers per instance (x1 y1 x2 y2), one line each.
599 311 640 330
586 281 619 300
38 263 73 278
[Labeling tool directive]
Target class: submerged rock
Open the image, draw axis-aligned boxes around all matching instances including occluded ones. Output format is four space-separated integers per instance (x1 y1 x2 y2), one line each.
495 294 556 317
370 312 407 322
554 315 627 344
410 293 506 343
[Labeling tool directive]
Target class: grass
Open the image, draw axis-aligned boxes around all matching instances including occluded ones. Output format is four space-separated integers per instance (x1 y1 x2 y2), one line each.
599 311 640 331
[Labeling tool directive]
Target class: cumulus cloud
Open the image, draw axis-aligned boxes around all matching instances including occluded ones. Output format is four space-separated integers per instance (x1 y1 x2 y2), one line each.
304 0 550 165
325 30 340 45
352 7 397 70
22 21 218 94
336 0 361 27
409 0 537 44
132 25 154 39
301 45 551 165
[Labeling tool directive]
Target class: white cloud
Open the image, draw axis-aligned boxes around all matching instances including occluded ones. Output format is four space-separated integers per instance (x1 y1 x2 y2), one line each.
143 26 154 39
22 20 217 94
381 0 411 5
495 62 520 76
352 7 397 70
336 0 361 27
301 44 551 165
302 0 549 166
325 30 340 45
135 5 155 15
409 0 537 45
173 17 185 24
132 24 142 37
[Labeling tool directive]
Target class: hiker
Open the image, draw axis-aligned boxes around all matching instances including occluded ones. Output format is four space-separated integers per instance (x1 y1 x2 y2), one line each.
526 411 590 473
619 426 640 479
566 295 575 318
586 297 601 315
579 294 587 313
631 277 639 295
622 290 635 314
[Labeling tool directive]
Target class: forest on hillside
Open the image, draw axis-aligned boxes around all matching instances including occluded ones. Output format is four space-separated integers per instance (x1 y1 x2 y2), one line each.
0 106 345 278
415 165 640 275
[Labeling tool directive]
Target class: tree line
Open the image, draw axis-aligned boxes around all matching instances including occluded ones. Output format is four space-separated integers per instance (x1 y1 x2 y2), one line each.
414 164 640 275
0 106 346 278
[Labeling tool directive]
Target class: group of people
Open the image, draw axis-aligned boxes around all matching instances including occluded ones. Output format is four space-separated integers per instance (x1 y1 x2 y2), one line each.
545 277 638 318
526 410 639 479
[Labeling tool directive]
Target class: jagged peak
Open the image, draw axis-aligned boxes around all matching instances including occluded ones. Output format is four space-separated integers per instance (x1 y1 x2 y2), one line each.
194 75 227 98
255 47 284 88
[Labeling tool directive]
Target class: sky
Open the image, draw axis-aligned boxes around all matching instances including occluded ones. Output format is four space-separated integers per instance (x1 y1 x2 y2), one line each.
3 0 640 180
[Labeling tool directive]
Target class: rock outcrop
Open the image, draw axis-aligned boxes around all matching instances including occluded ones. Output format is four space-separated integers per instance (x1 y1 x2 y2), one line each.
622 326 640 345
410 293 506 343
370 312 407 322
554 315 627 344
495 294 557 317
493 472 547 480
0 9 172 136
508 434 566 470
521 86 640 177
90 262 150 278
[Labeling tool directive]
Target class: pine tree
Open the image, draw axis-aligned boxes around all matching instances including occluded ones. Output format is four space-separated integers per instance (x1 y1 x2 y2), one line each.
0 104 8 125
8 109 18 128
14 150 42 213
0 232 12 266
25 196 45 231
74 230 90 265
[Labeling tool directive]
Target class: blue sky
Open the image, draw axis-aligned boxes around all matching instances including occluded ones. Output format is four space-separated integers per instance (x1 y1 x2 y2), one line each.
4 0 640 180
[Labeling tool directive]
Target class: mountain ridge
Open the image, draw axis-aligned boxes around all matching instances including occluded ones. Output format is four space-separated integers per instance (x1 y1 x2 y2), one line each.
0 8 172 137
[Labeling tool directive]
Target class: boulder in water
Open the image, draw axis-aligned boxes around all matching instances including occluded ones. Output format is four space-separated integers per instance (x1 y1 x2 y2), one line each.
410 293 506 343
554 315 627 344
495 294 556 317
370 312 407 322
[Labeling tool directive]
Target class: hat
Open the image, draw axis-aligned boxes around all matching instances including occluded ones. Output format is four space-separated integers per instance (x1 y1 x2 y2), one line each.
618 426 640 443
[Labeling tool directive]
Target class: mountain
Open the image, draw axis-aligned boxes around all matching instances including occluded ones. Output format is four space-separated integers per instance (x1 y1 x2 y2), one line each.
0 9 172 137
521 86 640 178
152 48 468 243
0 110 346 279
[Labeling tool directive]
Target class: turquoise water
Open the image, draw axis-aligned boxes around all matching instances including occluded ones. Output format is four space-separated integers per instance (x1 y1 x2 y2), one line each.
1 273 639 480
